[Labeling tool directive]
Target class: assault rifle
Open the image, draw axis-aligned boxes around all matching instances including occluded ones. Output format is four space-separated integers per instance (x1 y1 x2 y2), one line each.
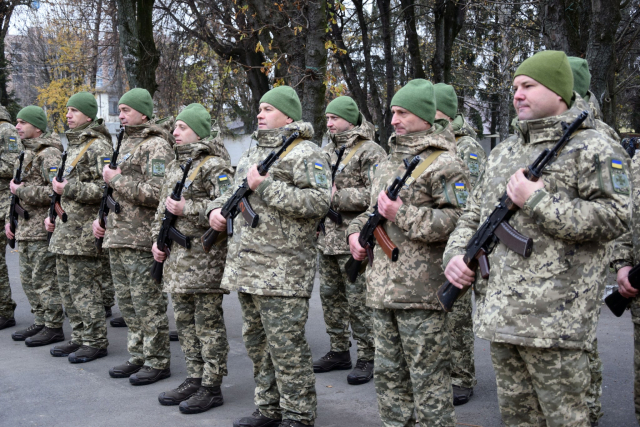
436 110 589 312
344 155 421 283
8 151 29 248
95 127 125 253
622 137 638 159
318 145 346 235
201 131 300 252
605 263 640 317
150 158 193 284
47 151 68 244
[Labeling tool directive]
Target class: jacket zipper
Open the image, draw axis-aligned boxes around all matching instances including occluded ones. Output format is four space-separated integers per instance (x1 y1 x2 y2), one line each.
594 154 604 191
441 176 452 204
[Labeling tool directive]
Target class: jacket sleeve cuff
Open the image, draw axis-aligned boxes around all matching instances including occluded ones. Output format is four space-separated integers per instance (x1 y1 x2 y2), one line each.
395 204 410 231
522 188 549 218
255 177 274 197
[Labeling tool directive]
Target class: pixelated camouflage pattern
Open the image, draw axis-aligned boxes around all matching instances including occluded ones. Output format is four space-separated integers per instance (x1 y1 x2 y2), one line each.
56 255 83 344
452 113 486 190
586 339 603 424
0 120 22 221
372 308 456 427
444 99 630 351
238 292 317 423
490 342 590 427
12 133 63 241
0 105 11 122
585 90 603 121
347 120 468 310
152 136 233 294
317 119 385 255
48 120 113 256
445 289 476 389
99 250 115 308
0 223 13 318
104 117 175 252
209 122 331 297
574 94 620 143
172 292 229 386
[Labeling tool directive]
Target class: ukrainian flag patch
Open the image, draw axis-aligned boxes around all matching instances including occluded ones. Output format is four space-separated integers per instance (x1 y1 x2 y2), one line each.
314 163 324 170
469 153 478 160
452 182 468 206
48 167 58 182
612 159 623 169
218 174 228 181
610 158 629 194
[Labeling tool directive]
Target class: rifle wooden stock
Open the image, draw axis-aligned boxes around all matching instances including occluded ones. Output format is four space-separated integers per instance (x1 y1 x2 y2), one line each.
54 202 67 222
373 226 398 262
493 221 533 258
605 263 640 317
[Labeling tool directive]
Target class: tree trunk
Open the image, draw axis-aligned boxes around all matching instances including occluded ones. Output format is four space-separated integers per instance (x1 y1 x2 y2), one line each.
377 0 394 147
0 1 16 108
301 0 327 144
432 0 466 83
90 0 103 90
399 0 425 79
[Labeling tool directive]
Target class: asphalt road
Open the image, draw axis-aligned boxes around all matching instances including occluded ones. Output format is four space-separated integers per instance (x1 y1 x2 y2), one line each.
0 246 637 427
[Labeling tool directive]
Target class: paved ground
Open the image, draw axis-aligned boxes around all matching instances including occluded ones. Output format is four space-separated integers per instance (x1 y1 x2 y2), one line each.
0 246 637 426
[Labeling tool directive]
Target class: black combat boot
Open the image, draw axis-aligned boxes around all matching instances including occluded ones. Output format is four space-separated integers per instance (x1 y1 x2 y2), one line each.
280 420 313 427
178 385 223 414
169 330 179 341
50 340 81 357
452 385 474 406
313 350 352 373
129 366 171 385
68 345 108 363
110 316 127 327
347 359 374 385
109 360 143 378
158 377 201 405
0 315 16 330
11 323 44 341
233 410 281 427
104 306 112 318
25 326 64 347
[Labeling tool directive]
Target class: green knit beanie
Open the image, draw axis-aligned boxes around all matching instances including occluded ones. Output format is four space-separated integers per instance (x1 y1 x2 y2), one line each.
176 103 211 139
433 83 458 120
118 88 154 119
514 50 574 107
17 106 47 132
325 96 360 125
568 57 591 99
66 92 97 121
390 79 436 125
259 85 302 122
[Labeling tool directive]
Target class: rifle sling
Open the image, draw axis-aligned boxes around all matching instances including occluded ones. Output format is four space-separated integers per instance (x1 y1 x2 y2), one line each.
184 155 214 189
405 150 445 186
279 138 304 160
338 140 365 170
64 138 98 177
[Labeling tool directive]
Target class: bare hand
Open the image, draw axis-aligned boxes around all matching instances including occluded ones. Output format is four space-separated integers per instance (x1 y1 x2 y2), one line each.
92 218 106 238
9 179 23 195
4 223 14 240
617 266 638 298
444 255 476 289
165 196 186 216
378 191 403 223
44 216 55 233
152 242 166 262
247 164 267 191
331 183 337 200
209 208 227 232
349 233 367 261
103 165 121 183
52 178 68 195
506 168 545 209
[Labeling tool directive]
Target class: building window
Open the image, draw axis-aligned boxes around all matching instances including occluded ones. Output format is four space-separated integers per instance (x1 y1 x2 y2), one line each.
109 98 119 115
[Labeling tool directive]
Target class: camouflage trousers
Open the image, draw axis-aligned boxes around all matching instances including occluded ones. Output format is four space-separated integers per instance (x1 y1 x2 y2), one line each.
318 253 375 360
99 250 115 308
585 338 603 424
444 288 476 389
18 241 63 328
0 223 16 318
172 293 229 387
56 254 108 348
110 248 170 369
490 342 590 427
238 292 317 424
372 308 456 427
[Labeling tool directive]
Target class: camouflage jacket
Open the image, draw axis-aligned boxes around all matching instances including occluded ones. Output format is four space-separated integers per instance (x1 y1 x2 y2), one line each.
452 114 486 190
49 120 113 256
585 91 602 120
152 136 234 294
208 122 331 297
104 117 175 252
0 121 22 222
13 134 63 241
317 119 386 255
443 101 630 350
347 120 469 310
574 94 620 143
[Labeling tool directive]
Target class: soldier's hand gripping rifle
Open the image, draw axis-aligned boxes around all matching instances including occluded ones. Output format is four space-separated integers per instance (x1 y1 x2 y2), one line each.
436 110 589 312
201 131 300 252
605 263 640 317
95 127 124 253
150 158 193 284
47 151 68 244
8 151 29 248
318 145 346 235
344 155 421 283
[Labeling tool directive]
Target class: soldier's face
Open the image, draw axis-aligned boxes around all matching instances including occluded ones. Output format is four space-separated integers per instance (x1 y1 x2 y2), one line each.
66 107 92 130
391 106 431 135
119 104 148 126
15 119 41 139
257 103 293 130
326 114 354 134
173 120 200 145
513 75 568 120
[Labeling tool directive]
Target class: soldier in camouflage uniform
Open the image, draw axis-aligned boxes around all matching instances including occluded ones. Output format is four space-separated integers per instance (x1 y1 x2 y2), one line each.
433 83 485 406
45 92 113 363
348 79 467 427
313 96 384 385
92 88 174 385
5 106 64 347
444 51 630 427
153 104 233 413
0 105 22 330
208 86 330 427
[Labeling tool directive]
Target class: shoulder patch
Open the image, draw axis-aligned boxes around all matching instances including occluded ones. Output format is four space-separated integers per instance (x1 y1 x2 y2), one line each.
313 162 329 188
610 158 630 194
48 167 58 182
452 182 469 206
151 159 166 177
6 135 19 152
466 153 479 176
218 174 230 195
98 156 111 174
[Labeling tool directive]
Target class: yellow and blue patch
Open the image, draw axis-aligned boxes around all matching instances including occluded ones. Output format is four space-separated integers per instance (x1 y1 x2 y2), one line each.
611 159 623 169
610 158 629 194
48 167 58 182
218 174 230 194
469 153 478 160
452 182 468 206
314 163 324 170
218 174 228 181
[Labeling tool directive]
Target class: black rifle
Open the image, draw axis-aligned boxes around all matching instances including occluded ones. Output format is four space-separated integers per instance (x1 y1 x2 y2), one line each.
344 155 421 283
150 158 193 284
436 110 589 312
605 263 640 317
622 137 638 159
318 145 346 235
95 127 125 253
201 131 300 252
47 151 68 244
8 151 29 248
